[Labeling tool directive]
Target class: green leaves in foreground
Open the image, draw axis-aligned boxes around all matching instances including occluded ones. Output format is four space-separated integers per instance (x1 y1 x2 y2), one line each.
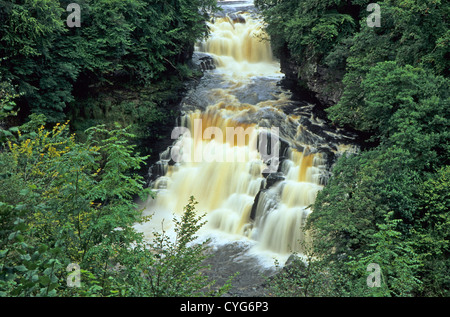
0 116 233 296
124 197 234 297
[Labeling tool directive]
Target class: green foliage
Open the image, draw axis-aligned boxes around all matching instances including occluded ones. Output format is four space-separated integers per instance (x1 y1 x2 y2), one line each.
310 147 418 251
0 116 232 297
0 0 231 297
271 192 421 297
0 115 145 296
255 0 362 64
123 197 233 297
259 0 449 297
0 0 218 121
268 250 352 297
69 78 182 158
412 166 450 296
0 0 72 121
329 62 450 166
346 212 422 297
326 1 449 130
301 145 444 296
0 74 19 122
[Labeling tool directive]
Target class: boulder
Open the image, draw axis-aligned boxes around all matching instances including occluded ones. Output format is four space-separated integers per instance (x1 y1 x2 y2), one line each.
227 13 246 24
189 52 216 72
265 172 285 189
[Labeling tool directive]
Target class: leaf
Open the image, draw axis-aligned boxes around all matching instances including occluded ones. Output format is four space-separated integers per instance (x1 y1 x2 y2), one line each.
20 254 31 261
14 204 27 211
15 265 28 272
0 249 9 258
38 244 49 254
39 275 51 285
8 232 17 241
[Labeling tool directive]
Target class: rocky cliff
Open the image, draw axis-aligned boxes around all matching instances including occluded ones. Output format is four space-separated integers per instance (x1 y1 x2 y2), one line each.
278 45 345 111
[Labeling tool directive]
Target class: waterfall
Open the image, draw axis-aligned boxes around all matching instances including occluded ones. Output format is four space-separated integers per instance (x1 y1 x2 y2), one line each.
134 3 354 265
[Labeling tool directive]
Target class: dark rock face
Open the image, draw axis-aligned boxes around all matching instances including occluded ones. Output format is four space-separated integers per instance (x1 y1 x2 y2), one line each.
227 13 246 24
265 172 285 189
201 242 279 297
189 52 216 72
278 46 344 110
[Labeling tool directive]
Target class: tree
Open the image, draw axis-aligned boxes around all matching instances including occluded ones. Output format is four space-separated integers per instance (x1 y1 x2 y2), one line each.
0 114 148 296
256 0 449 297
255 0 363 64
0 115 232 296
331 61 450 172
413 166 450 296
0 0 218 122
326 0 449 131
346 212 422 297
122 196 234 297
308 146 418 255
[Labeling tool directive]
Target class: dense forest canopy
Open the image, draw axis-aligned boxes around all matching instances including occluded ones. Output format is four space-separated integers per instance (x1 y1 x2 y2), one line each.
1 0 449 297
256 0 449 296
0 0 217 120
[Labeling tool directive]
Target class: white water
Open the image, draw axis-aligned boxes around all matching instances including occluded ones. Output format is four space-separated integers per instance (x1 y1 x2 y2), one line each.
135 5 328 267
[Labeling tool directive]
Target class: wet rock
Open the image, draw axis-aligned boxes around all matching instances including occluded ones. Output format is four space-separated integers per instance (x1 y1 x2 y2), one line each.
216 1 257 16
201 242 279 297
189 52 216 72
249 190 262 221
265 172 285 189
231 77 283 104
267 254 308 285
279 47 344 109
151 161 167 179
227 13 246 24
257 131 290 158
250 186 280 223
284 254 306 269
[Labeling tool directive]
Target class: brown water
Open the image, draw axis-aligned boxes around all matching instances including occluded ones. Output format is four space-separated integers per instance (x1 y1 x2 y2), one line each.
135 2 356 266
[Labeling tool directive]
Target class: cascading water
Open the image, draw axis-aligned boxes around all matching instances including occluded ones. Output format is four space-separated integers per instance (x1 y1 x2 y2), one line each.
135 1 357 266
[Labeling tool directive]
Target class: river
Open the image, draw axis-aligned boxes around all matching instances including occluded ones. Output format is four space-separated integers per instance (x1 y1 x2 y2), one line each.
133 0 357 293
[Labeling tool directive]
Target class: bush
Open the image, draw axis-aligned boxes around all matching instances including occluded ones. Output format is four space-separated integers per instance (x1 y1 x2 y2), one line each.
0 115 232 296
